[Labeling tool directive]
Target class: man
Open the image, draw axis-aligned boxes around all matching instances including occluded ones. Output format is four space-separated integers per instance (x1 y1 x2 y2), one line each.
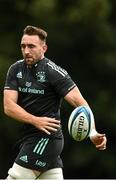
4 25 107 179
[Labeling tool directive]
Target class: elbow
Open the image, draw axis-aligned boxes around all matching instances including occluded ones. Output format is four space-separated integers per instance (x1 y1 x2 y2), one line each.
4 105 11 116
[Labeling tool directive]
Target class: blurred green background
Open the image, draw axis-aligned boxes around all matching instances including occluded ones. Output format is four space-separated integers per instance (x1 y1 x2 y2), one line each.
0 0 116 179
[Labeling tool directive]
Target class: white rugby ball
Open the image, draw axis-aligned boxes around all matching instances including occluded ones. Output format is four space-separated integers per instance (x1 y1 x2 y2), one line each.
68 106 94 141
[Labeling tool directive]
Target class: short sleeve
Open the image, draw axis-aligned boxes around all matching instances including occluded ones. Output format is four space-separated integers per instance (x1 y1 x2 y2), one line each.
4 64 18 90
47 61 76 97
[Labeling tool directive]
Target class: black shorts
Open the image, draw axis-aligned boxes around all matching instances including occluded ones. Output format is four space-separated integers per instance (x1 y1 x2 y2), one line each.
15 136 64 171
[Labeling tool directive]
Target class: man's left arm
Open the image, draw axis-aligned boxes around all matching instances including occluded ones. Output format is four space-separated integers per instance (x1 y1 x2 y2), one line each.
64 86 107 150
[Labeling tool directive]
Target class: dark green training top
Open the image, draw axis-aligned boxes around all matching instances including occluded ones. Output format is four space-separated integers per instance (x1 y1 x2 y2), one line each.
4 57 76 139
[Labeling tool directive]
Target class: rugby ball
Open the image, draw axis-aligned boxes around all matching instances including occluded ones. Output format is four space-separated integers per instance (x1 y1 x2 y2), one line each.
68 106 94 141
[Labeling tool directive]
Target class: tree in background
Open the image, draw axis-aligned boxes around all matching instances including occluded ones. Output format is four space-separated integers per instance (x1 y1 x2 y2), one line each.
0 0 116 178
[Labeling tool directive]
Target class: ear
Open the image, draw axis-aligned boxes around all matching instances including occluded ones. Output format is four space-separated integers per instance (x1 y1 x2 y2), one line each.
43 44 47 53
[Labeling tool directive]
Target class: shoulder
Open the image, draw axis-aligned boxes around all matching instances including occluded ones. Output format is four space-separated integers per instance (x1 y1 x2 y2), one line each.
45 58 68 77
9 59 24 69
12 59 24 67
7 59 24 76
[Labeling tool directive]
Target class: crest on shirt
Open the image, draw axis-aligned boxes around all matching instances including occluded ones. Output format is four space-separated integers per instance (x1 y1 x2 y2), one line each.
36 72 46 82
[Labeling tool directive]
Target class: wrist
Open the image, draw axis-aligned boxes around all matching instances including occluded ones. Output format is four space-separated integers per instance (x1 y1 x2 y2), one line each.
30 115 37 125
89 129 98 138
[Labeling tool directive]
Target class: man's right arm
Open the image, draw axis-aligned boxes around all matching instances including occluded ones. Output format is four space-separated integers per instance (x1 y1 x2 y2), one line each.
4 89 60 135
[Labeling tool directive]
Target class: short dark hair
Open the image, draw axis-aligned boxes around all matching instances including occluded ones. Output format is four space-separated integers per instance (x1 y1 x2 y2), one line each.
23 25 47 42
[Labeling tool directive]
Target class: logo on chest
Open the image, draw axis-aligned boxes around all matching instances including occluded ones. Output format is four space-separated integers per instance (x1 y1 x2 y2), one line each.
25 81 32 87
36 72 46 82
17 72 22 79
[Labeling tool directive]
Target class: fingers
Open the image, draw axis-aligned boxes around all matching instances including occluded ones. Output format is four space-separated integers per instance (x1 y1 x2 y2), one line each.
41 128 51 135
38 117 61 135
46 119 61 129
90 131 107 151
96 144 106 150
95 136 107 150
41 125 59 135
47 122 60 128
97 133 106 138
45 122 61 134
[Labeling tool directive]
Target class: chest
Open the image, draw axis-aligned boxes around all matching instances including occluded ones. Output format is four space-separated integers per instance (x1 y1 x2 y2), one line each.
17 68 50 95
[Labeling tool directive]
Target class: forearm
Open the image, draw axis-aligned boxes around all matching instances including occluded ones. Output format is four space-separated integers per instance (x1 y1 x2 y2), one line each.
4 101 36 125
4 101 61 135
64 86 89 107
3 90 60 135
64 87 96 130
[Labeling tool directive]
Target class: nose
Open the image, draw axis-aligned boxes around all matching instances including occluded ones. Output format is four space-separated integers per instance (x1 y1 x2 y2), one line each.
24 46 30 54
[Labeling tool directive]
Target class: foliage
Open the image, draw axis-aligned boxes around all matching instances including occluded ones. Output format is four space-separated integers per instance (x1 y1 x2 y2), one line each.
0 0 116 178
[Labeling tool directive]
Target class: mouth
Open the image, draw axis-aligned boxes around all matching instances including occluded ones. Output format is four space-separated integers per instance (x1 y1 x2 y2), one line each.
24 57 34 64
25 56 32 59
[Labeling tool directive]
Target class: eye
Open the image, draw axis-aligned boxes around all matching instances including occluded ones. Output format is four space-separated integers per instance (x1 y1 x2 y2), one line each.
28 44 35 48
21 44 25 49
20 44 36 49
